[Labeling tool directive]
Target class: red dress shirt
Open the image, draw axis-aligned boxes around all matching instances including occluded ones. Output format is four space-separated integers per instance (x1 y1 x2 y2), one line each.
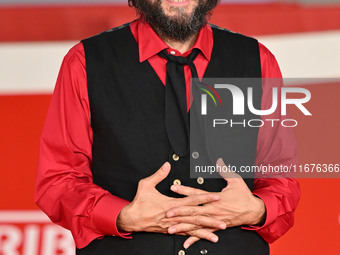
35 19 300 249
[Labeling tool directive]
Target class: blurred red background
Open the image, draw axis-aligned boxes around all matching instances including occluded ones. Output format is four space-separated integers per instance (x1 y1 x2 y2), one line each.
0 3 339 255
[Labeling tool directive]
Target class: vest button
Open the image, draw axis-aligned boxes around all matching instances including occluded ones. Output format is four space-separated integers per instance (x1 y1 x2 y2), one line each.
200 248 208 254
197 177 204 185
173 179 181 185
178 250 185 255
192 151 199 159
172 154 180 161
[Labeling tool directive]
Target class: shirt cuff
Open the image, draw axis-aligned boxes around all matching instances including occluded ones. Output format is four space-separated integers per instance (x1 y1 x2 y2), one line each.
93 194 132 239
242 191 278 231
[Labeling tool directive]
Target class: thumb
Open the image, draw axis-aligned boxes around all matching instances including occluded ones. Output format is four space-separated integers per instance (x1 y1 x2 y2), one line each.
216 158 241 182
144 162 171 187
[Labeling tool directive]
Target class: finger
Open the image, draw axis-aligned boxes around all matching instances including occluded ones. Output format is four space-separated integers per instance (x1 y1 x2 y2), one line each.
172 193 220 208
188 228 218 244
142 162 171 187
170 185 208 196
167 205 211 218
167 216 226 231
168 223 198 234
183 236 200 249
184 228 218 249
216 158 242 182
169 224 218 244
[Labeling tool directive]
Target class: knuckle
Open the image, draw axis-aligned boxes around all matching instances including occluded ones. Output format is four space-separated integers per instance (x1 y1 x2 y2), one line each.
159 221 170 229
192 195 200 205
190 229 197 236
195 224 201 230
138 178 148 186
152 173 161 182
226 219 233 226
156 171 164 178
138 179 146 187
194 216 202 226
191 207 197 216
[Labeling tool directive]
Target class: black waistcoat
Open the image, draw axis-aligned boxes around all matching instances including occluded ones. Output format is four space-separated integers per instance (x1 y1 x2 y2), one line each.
80 23 268 255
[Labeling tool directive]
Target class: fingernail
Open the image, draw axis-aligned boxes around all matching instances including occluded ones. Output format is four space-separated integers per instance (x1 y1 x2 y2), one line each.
212 236 218 242
168 227 176 234
219 223 226 229
183 243 189 249
170 185 178 192
167 211 175 217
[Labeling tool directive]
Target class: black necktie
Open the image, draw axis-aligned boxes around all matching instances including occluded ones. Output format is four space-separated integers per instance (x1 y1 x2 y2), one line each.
159 49 200 157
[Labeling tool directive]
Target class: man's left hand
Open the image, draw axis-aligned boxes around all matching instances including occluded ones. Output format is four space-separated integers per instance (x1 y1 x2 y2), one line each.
166 158 266 248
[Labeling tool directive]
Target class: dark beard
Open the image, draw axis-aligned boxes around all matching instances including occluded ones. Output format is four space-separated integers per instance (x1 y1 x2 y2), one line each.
133 0 218 42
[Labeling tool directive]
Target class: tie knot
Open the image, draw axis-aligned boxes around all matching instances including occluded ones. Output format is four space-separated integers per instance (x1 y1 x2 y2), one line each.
159 49 200 66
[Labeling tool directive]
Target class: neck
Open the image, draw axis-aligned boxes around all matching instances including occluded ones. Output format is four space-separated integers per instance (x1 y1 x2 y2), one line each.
159 33 199 54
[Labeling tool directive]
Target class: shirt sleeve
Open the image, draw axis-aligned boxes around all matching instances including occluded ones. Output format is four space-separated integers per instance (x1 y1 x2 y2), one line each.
34 43 131 249
241 43 301 243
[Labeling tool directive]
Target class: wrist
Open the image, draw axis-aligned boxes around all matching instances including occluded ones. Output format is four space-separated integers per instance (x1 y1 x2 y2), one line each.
250 196 266 226
117 204 136 232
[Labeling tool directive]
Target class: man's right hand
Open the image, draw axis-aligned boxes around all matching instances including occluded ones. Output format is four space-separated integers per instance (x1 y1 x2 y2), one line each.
116 162 226 243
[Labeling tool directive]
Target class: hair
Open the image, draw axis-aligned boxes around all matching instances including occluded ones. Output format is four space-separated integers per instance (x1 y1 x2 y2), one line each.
128 0 220 41
128 0 219 10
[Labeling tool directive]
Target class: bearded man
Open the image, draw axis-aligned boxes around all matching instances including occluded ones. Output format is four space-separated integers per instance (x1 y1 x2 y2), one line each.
35 0 300 254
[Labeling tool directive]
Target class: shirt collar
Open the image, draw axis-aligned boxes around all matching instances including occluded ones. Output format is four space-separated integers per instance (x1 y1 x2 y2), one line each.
132 19 213 63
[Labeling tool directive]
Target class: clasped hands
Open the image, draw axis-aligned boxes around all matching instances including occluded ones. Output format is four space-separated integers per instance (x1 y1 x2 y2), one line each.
117 159 266 249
